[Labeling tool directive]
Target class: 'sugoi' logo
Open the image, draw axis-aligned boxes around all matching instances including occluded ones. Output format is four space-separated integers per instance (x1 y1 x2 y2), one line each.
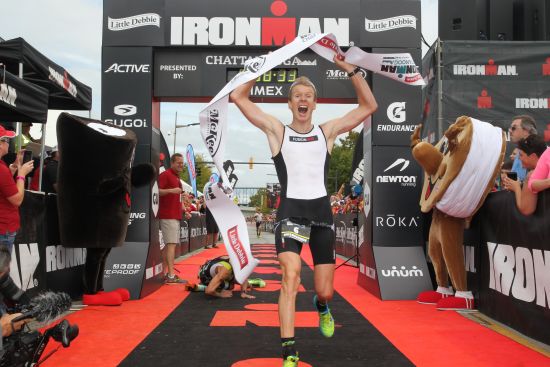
227 226 249 269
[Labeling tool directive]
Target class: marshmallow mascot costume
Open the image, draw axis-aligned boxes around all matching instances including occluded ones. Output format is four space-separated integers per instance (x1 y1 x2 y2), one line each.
410 116 505 310
56 113 154 305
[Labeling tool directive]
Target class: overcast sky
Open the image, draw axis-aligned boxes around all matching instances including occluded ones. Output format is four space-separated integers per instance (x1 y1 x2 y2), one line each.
0 0 437 187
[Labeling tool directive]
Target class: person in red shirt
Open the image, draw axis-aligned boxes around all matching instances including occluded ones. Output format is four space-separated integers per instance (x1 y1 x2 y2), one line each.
158 153 188 284
0 126 34 253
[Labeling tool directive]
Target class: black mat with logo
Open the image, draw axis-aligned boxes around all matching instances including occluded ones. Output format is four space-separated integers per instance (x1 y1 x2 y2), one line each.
119 245 413 367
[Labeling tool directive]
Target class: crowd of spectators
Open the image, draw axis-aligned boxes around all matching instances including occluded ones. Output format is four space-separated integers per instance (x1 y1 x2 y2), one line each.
330 183 364 215
498 115 550 215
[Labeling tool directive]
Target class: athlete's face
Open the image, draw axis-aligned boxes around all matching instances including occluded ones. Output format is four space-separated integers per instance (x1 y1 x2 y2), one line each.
288 85 316 122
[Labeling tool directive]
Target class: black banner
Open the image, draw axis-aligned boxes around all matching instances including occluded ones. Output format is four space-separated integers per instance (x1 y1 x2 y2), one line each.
0 68 49 123
11 192 85 300
478 190 550 344
334 213 358 259
101 46 154 144
359 0 421 48
0 38 92 110
372 48 422 146
154 48 363 99
423 41 550 142
371 146 423 246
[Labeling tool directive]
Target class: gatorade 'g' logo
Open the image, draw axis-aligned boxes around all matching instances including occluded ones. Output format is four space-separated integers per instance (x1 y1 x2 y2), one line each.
244 56 266 73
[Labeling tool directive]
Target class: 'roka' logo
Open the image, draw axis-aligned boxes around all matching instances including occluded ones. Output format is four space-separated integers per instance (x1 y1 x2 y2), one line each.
114 104 137 116
387 102 406 123
227 226 249 269
375 214 419 228
453 59 518 76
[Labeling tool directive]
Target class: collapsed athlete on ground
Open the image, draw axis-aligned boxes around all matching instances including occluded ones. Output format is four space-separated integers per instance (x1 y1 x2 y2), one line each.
186 255 265 299
231 54 377 367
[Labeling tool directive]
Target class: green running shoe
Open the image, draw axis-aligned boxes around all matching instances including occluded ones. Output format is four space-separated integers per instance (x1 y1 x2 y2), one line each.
248 278 266 288
283 355 299 367
314 295 335 338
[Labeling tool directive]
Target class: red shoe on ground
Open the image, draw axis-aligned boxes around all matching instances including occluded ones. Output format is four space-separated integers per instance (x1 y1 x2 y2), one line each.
436 296 475 311
417 290 450 305
82 291 123 306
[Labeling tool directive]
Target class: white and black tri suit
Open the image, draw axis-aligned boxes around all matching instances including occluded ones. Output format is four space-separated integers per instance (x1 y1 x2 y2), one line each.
273 125 335 265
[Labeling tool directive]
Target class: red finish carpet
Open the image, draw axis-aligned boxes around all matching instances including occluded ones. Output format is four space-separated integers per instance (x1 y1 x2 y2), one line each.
39 242 549 367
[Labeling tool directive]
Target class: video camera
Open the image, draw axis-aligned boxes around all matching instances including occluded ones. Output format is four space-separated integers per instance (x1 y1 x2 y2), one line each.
0 291 79 366
1 318 79 367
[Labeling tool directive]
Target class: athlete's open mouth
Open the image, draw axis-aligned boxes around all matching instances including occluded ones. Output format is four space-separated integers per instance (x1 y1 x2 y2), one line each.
298 105 308 114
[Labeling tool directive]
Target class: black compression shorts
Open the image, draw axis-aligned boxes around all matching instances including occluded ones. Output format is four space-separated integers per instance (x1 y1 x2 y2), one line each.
274 223 335 265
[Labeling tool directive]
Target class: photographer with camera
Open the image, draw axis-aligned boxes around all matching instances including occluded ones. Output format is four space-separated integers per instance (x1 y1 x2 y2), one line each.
0 246 28 357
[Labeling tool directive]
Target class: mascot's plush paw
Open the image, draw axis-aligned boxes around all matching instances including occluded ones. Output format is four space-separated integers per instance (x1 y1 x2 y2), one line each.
110 288 131 301
98 288 130 301
436 296 475 311
83 292 123 306
417 290 450 305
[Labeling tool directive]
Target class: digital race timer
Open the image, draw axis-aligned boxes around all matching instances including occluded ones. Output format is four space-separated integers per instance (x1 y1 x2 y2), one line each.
227 68 298 83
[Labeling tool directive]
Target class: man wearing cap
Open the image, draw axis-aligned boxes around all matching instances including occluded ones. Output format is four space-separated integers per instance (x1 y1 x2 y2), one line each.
0 126 34 252
42 146 59 194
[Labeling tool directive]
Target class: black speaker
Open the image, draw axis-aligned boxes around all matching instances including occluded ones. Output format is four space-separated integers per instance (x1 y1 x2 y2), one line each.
517 0 550 40
439 0 489 40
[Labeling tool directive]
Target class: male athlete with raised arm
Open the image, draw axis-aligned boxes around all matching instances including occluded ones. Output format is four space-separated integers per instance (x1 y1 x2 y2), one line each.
231 54 377 367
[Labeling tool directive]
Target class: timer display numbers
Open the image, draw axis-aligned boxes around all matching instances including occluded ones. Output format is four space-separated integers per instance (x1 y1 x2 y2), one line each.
227 68 298 83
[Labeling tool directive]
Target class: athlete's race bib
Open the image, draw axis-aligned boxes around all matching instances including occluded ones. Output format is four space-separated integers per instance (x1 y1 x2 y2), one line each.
281 220 311 243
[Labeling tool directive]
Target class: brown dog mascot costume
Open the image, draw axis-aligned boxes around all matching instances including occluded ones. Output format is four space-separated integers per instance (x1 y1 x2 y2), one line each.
410 116 505 310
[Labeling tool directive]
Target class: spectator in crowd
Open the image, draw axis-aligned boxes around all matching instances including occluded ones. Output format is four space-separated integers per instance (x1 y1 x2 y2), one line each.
204 205 219 249
158 153 188 284
0 126 34 253
501 134 547 215
495 160 514 191
42 147 59 194
254 209 263 238
185 255 265 299
14 123 39 151
509 115 537 182
527 138 550 194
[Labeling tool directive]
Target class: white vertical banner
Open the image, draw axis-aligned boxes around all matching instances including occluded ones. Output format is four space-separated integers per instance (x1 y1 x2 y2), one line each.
203 182 259 284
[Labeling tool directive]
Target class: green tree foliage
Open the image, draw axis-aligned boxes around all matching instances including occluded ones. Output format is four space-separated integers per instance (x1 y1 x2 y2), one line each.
249 188 267 209
327 130 360 195
180 154 213 194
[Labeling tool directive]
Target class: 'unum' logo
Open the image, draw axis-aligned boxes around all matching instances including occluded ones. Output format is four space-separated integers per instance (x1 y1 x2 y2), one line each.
381 265 423 277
